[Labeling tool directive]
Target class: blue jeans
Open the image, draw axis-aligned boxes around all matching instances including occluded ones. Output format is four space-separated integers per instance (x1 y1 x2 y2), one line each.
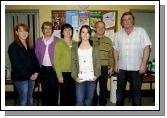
13 79 35 106
76 81 96 106
116 69 143 106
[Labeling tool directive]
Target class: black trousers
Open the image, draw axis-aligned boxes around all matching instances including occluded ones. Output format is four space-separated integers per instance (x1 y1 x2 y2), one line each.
59 72 76 106
39 66 59 106
93 66 108 106
116 70 143 106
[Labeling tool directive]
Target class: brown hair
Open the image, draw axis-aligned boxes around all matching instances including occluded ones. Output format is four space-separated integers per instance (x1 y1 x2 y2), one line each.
121 11 135 27
78 25 93 47
14 23 31 48
79 25 92 41
41 21 54 33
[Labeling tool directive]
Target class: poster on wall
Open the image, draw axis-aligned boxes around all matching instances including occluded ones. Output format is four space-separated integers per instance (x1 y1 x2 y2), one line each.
53 30 61 38
65 11 79 28
73 28 80 41
103 11 116 41
52 11 65 30
89 11 103 30
79 11 89 27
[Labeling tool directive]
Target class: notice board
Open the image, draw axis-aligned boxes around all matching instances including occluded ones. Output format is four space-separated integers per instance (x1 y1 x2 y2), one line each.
52 10 117 41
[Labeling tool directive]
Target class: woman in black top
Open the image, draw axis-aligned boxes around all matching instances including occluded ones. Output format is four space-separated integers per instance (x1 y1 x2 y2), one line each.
8 23 40 106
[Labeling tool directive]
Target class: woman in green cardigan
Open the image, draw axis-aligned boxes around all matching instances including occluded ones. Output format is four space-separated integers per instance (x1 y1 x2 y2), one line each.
54 23 75 106
71 25 101 106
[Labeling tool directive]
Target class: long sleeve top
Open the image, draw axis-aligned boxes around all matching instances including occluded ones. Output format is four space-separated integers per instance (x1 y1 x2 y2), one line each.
8 42 40 81
91 36 114 69
54 39 72 81
35 36 59 68
71 40 101 81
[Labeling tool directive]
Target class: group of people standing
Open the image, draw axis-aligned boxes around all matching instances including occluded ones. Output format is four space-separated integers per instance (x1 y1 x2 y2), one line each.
8 11 152 106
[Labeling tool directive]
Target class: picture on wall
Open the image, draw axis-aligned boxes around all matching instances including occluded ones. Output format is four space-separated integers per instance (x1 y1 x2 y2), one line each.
103 11 117 41
89 11 103 30
79 11 89 27
65 11 79 28
52 11 65 30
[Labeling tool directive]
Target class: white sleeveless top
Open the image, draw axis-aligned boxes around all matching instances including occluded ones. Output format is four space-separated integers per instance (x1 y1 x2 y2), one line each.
78 47 95 82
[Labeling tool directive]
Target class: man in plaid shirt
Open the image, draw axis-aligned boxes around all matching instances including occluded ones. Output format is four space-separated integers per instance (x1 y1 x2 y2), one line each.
113 11 152 106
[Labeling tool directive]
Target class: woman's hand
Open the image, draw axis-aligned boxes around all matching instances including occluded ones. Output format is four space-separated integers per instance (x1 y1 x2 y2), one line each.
30 73 38 80
76 78 84 83
58 77 64 84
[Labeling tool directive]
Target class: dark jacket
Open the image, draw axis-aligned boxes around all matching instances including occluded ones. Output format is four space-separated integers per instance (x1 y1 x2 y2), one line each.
8 42 40 81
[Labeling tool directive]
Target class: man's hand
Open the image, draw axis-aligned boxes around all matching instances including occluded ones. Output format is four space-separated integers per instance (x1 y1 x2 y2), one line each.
108 68 113 76
139 63 147 74
114 63 119 73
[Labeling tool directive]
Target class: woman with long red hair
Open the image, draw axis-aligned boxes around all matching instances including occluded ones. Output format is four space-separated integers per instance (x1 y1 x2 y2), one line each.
8 23 40 106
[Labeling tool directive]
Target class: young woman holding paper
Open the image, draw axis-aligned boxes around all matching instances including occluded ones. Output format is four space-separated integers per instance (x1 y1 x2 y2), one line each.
71 25 101 106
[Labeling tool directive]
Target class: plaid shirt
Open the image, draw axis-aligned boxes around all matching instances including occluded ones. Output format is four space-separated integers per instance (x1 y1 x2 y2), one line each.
113 27 152 71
